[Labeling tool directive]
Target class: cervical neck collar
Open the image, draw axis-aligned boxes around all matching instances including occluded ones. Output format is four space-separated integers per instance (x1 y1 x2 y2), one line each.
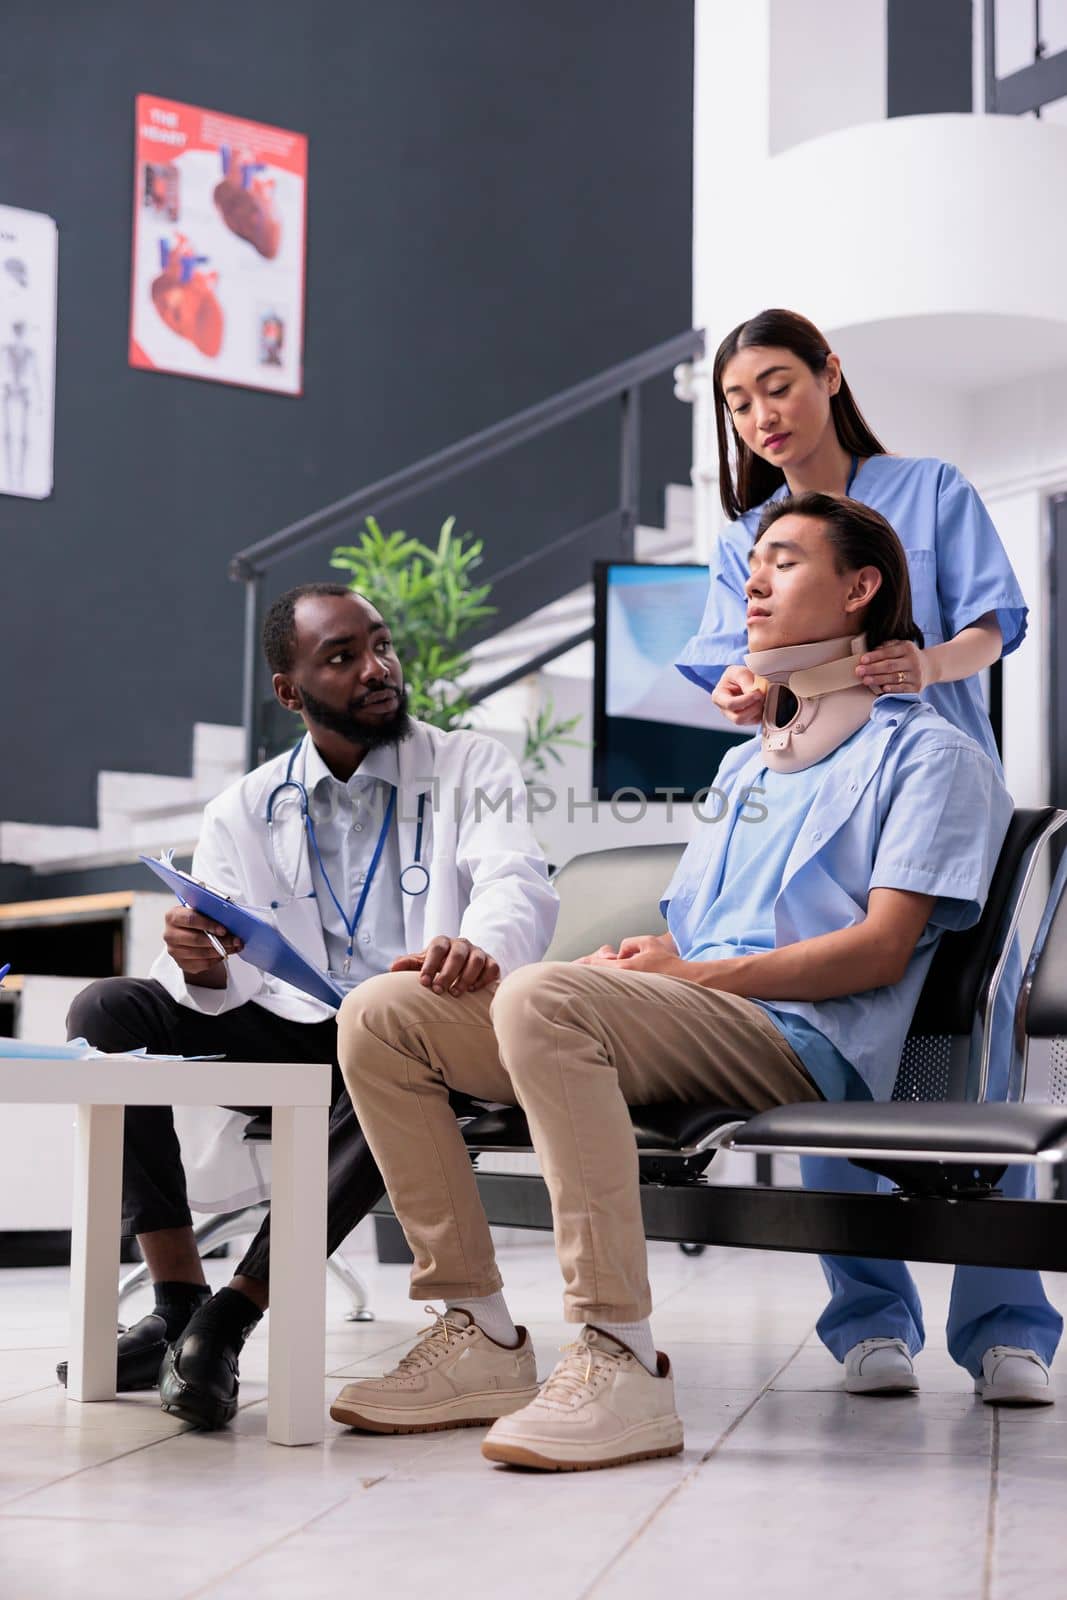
744 633 877 773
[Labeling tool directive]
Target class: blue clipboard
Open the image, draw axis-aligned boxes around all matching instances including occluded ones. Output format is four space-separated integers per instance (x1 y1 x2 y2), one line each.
140 854 344 1009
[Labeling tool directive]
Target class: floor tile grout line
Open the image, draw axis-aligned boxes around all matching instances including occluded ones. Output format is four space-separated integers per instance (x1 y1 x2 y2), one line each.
0 1511 184 1526
0 1382 67 1405
578 1325 815 1600
0 1344 66 1353
981 1407 1001 1600
0 1416 194 1514
637 1240 797 1323
177 1494 352 1600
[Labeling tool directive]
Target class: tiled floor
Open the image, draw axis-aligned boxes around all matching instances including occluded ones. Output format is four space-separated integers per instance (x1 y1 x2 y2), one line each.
2 1236 1066 1600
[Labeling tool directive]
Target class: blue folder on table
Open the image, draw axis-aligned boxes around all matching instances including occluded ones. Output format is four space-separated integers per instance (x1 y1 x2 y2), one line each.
140 854 344 1008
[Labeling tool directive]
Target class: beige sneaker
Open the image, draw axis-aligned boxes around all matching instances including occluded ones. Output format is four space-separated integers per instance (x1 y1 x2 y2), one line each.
481 1326 683 1471
330 1308 539 1434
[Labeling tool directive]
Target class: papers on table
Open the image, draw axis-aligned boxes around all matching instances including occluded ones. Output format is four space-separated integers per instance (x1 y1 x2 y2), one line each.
0 1037 221 1061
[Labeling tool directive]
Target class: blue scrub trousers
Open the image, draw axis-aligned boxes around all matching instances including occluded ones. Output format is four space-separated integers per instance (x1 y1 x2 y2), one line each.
805 953 1062 1377
802 1155 1063 1376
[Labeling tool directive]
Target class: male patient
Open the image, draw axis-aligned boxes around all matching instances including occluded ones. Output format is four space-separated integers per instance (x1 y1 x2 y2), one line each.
329 493 1060 1472
59 583 556 1428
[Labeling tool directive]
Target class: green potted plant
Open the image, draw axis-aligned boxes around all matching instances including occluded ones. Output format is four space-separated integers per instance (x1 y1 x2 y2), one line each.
330 516 582 779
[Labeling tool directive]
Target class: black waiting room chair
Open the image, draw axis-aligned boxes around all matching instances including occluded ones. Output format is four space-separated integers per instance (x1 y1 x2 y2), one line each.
370 812 1067 1273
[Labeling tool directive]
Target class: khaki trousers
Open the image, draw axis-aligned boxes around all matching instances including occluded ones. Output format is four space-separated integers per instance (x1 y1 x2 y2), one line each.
337 961 820 1324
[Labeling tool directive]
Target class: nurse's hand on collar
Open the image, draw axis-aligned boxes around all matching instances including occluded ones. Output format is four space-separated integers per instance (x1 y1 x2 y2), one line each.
390 935 500 997
711 664 766 726
854 637 927 696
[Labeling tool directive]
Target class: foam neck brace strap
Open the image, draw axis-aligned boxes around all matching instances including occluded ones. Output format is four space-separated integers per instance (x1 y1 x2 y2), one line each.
744 633 877 773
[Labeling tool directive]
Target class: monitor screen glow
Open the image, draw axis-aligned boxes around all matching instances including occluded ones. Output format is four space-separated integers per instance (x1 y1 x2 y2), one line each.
593 562 753 801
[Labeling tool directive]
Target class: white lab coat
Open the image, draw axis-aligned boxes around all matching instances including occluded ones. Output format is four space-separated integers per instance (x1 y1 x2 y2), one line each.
156 720 558 1210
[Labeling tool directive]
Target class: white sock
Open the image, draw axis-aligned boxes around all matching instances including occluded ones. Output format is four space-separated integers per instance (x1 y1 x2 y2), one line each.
446 1291 519 1348
591 1319 658 1375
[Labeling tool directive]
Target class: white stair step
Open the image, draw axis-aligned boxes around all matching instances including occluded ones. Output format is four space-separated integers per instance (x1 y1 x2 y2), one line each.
192 723 245 795
0 822 107 867
193 722 244 770
634 521 696 562
463 512 697 696
96 770 200 824
664 482 694 534
131 808 205 844
0 720 239 873
464 590 594 691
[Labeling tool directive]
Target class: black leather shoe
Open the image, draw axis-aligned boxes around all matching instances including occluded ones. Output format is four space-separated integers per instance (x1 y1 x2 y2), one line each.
158 1327 241 1430
56 1312 169 1391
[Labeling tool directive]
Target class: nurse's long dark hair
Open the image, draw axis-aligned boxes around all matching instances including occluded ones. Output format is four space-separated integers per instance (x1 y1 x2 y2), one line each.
757 493 924 653
714 309 887 521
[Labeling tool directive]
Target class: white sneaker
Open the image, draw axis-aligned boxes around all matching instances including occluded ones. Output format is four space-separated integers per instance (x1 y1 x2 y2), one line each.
843 1337 919 1395
481 1326 684 1472
975 1346 1054 1407
330 1307 539 1434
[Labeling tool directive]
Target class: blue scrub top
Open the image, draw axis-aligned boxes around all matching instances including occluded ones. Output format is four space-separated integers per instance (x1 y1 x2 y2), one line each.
674 456 1027 766
678 738 870 1101
662 697 1012 1101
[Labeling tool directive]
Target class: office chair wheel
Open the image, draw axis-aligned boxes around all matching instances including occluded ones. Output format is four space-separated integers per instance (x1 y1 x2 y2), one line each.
345 1307 377 1323
679 1242 706 1257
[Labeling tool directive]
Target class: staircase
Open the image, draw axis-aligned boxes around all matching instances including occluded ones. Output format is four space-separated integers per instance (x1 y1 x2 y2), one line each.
0 489 698 878
0 722 246 875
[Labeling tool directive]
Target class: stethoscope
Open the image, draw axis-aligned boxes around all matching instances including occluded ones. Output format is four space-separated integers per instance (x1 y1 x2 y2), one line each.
265 740 430 973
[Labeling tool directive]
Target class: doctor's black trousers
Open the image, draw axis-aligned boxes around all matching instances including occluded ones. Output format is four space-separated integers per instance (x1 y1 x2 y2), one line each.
66 977 386 1283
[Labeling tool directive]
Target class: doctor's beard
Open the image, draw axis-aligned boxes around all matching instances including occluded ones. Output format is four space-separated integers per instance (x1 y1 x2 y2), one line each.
299 684 413 749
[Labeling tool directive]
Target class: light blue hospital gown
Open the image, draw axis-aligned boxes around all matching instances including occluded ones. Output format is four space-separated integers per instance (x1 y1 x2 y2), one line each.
674 455 1061 1374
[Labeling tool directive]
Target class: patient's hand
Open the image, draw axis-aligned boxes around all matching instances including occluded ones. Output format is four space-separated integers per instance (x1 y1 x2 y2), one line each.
617 943 689 980
618 933 676 959
575 933 677 967
712 664 765 725
615 931 683 978
573 944 621 966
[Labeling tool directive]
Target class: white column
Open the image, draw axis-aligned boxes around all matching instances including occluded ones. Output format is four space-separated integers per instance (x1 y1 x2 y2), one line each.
981 486 1047 809
767 0 887 155
266 1102 329 1446
67 1104 124 1402
690 0 887 559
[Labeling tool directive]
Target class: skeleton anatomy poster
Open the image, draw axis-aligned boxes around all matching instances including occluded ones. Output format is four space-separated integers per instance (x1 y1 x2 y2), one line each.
129 95 307 396
0 203 58 500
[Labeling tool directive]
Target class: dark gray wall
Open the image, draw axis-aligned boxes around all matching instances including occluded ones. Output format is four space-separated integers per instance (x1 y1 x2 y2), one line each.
888 0 973 115
0 0 694 833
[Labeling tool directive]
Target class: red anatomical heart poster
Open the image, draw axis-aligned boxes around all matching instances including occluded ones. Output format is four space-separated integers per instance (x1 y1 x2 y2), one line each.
129 95 307 395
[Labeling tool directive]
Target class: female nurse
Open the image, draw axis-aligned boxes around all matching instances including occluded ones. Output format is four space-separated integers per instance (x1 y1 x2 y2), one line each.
676 307 1061 1404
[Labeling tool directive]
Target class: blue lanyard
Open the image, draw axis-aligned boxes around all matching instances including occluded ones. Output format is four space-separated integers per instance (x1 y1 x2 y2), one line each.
306 787 397 973
846 453 859 495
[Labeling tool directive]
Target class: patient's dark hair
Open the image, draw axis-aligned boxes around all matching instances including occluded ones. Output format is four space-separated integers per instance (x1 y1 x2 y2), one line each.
713 308 887 520
262 583 357 675
755 492 924 653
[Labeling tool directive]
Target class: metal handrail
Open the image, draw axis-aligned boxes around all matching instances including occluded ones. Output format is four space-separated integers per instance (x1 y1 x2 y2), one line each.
466 626 594 710
985 0 1067 116
229 329 703 578
232 327 705 769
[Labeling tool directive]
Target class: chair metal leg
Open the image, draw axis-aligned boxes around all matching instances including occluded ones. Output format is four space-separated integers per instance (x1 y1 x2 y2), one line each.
328 1252 375 1322
116 1257 151 1313
117 1205 375 1322
116 1206 269 1313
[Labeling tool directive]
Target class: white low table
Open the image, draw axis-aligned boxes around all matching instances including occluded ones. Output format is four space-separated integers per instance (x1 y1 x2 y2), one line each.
0 1056 332 1446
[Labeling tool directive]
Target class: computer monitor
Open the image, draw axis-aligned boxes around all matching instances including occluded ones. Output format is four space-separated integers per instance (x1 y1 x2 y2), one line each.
592 561 753 801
